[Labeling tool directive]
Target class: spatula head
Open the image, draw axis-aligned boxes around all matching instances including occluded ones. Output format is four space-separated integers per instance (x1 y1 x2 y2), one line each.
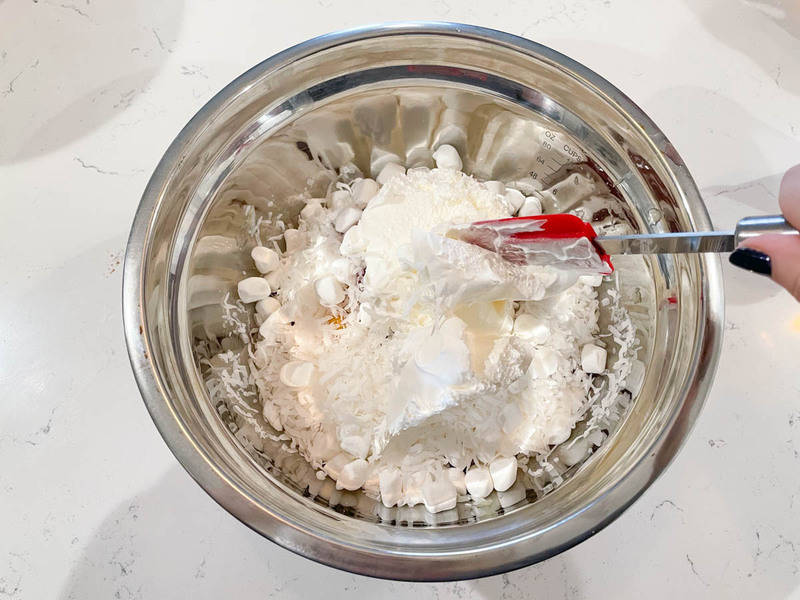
449 214 614 275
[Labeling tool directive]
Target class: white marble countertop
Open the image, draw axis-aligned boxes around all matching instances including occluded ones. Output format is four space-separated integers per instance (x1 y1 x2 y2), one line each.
2 0 799 598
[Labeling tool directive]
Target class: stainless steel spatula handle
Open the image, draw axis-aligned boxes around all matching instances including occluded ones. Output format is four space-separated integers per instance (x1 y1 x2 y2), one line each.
596 215 799 255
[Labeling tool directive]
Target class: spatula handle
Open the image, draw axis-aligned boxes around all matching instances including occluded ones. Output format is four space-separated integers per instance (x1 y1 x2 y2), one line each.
735 215 798 245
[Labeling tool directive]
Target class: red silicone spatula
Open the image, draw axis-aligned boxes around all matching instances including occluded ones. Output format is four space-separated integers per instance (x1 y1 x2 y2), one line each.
451 213 799 276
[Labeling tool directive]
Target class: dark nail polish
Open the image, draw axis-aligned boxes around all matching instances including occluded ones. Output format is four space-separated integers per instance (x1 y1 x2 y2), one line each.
729 247 771 275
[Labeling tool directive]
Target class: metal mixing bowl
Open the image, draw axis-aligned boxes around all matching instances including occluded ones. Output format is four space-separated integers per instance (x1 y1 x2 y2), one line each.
123 23 724 580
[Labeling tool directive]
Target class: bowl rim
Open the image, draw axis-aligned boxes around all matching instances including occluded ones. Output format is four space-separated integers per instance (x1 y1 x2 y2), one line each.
122 21 724 581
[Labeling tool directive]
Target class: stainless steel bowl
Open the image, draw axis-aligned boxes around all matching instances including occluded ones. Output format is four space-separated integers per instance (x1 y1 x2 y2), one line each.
123 22 724 580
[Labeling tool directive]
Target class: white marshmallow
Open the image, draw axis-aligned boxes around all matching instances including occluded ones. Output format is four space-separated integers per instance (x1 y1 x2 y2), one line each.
323 452 351 481
283 229 304 253
300 199 325 220
497 481 526 508
581 343 607 373
432 144 462 170
255 297 281 319
489 456 517 492
340 431 370 459
340 226 367 256
465 467 494 498
337 459 369 491
518 195 543 217
328 189 352 211
265 269 282 291
279 360 315 388
578 274 603 287
403 471 427 507
363 470 380 496
334 206 362 233
352 178 379 208
371 151 402 175
422 477 457 513
310 429 339 461
250 246 280 274
503 188 525 213
531 348 558 378
376 162 406 186
485 180 505 196
314 275 345 306
330 257 353 284
258 308 289 338
379 469 403 507
237 277 271 303
356 304 372 327
513 314 550 344
447 468 467 495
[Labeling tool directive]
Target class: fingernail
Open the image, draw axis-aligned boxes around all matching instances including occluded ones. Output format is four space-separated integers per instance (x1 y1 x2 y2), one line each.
729 247 771 275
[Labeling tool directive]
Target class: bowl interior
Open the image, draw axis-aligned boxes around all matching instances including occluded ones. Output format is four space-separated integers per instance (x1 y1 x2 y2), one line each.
129 25 721 579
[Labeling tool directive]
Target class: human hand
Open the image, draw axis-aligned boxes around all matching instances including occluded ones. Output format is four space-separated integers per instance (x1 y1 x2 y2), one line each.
729 164 800 301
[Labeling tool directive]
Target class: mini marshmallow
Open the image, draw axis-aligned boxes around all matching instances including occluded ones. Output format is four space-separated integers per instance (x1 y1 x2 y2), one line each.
376 162 406 186
279 360 315 388
432 144 462 170
337 459 369 491
300 199 325 220
497 481 526 508
340 226 367 256
265 269 282 291
356 304 372 327
402 471 426 507
465 467 494 498
503 188 525 213
310 429 339 461
330 257 353 284
379 469 403 507
489 456 517 492
518 195 543 217
237 277 271 303
578 274 603 287
340 431 370 459
422 477 457 513
363 471 380 496
323 452 351 481
485 180 505 196
328 189 352 211
258 309 289 338
531 347 558 378
513 314 550 344
581 343 607 373
334 206 362 233
351 178 379 208
314 275 345 305
371 150 403 175
255 297 281 319
250 246 280 274
283 229 304 253
447 468 467 495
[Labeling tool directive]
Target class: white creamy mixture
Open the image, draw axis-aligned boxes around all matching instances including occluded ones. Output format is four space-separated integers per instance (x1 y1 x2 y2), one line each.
226 147 628 512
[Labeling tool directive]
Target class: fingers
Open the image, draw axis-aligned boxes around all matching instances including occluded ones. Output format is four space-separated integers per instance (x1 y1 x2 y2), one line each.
729 164 800 301
737 234 800 301
779 164 800 228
